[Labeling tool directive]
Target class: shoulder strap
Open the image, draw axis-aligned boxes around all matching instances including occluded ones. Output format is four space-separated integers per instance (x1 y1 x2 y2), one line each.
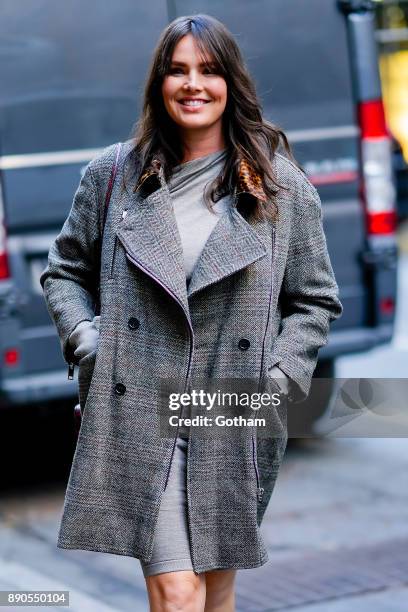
93 142 122 318
101 142 122 238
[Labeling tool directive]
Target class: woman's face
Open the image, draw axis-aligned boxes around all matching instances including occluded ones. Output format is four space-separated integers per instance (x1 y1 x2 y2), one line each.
161 34 227 135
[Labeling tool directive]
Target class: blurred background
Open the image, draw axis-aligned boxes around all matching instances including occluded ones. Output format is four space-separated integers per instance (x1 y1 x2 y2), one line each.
0 1 407 610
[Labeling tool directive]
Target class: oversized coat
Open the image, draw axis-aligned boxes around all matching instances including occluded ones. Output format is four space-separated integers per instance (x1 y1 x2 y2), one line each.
40 139 343 573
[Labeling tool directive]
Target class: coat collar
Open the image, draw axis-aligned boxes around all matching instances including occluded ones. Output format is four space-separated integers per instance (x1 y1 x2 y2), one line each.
133 153 267 203
117 149 270 320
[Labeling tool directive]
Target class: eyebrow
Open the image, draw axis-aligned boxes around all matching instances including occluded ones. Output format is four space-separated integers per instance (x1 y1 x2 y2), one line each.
170 60 217 67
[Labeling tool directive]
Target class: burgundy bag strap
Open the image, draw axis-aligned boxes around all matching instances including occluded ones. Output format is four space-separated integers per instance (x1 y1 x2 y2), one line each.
101 142 122 238
93 142 122 317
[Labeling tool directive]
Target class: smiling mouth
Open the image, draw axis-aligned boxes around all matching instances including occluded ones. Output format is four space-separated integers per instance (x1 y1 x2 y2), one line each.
178 100 211 106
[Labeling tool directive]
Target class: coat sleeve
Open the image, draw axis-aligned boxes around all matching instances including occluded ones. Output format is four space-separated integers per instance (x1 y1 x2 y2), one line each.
269 180 343 403
39 163 101 366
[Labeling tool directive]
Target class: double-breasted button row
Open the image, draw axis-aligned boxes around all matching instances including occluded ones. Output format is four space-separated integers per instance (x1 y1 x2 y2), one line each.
238 338 250 350
114 318 140 396
114 333 249 396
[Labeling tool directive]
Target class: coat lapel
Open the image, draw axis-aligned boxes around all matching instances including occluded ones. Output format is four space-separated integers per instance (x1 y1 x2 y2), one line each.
116 165 190 317
186 208 267 298
118 149 269 311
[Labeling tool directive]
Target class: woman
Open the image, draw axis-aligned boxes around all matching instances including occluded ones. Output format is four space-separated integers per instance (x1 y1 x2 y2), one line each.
40 13 343 611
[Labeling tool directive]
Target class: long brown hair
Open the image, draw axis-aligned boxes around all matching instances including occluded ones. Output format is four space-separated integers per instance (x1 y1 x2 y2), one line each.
126 13 303 221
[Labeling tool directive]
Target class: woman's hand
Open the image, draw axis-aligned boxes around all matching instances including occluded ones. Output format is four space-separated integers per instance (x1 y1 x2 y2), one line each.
69 316 100 361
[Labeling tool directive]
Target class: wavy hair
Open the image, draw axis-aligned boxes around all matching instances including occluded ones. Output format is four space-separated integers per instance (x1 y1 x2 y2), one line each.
126 13 303 221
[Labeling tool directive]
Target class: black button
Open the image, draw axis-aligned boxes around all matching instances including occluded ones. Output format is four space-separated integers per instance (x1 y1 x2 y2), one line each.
238 338 250 351
128 317 140 330
114 383 126 396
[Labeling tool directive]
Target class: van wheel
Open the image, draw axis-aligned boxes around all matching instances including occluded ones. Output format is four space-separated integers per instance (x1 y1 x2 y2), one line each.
288 359 335 438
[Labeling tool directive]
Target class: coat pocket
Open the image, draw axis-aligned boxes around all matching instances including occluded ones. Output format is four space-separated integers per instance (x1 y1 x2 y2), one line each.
108 235 119 280
264 374 288 445
78 348 98 412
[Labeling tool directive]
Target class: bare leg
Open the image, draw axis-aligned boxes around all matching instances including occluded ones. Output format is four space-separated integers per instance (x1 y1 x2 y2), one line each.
204 569 237 612
144 569 206 611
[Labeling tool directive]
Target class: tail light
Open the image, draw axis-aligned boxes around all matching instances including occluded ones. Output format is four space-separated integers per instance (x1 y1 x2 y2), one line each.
4 348 19 366
358 99 397 236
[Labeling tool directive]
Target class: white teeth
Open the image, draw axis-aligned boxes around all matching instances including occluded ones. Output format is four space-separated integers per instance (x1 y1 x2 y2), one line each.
181 100 207 106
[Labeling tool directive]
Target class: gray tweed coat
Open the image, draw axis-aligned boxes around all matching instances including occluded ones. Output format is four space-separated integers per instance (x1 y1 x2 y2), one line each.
40 139 342 573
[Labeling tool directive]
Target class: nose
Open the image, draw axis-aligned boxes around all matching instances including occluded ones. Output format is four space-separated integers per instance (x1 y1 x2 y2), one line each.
183 70 202 90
